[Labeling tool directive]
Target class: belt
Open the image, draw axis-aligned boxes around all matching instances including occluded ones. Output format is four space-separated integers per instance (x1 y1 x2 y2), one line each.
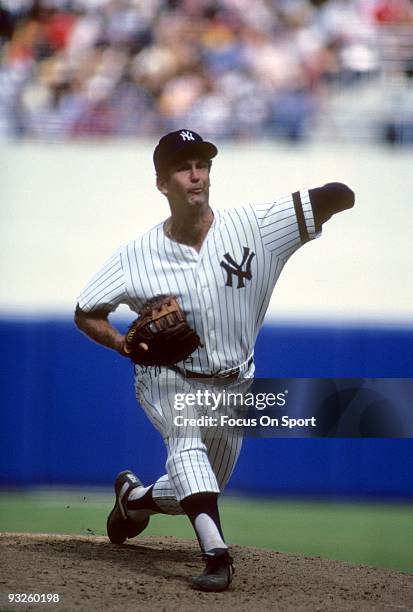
170 357 253 381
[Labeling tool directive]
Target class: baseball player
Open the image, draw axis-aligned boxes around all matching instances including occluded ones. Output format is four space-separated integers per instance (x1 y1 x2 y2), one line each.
75 129 354 592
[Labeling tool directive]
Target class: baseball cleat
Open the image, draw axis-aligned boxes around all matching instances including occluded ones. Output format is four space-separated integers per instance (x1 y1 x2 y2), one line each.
191 548 234 592
107 470 150 544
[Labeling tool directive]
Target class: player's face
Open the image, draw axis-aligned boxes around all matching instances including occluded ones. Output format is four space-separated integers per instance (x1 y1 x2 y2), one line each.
157 157 211 211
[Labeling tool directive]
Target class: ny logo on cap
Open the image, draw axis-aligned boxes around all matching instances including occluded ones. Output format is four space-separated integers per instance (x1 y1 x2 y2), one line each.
220 247 255 289
180 130 195 141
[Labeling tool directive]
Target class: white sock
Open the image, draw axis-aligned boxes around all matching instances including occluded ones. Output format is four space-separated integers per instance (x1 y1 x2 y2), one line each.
194 513 228 552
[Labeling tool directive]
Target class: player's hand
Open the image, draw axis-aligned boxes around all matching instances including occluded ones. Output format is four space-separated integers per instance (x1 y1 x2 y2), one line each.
124 341 148 354
115 334 149 357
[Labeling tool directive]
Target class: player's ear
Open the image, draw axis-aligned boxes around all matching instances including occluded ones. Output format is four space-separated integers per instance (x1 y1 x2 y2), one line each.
156 176 168 196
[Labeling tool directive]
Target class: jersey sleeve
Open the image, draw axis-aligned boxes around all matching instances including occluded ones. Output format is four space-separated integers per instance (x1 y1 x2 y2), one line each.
254 189 319 259
76 247 130 313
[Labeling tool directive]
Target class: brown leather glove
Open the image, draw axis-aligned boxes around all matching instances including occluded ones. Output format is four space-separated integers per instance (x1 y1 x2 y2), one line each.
124 295 201 366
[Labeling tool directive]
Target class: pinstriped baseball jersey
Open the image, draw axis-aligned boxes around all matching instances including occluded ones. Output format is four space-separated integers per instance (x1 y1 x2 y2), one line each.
77 188 318 375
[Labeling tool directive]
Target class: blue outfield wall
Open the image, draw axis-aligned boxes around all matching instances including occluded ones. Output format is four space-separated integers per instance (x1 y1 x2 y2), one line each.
1 318 413 498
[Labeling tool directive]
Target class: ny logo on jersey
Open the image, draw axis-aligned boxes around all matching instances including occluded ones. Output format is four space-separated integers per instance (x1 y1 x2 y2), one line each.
220 247 255 289
180 130 195 141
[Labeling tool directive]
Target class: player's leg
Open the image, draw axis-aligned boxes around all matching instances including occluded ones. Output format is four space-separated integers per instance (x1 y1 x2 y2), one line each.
180 491 234 592
108 368 243 590
107 419 233 544
107 369 212 541
108 428 238 590
143 427 239 591
125 419 241 519
132 381 242 590
171 396 243 590
127 381 243 521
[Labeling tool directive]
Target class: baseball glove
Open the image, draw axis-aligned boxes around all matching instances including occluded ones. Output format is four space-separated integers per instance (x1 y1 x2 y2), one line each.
123 295 201 366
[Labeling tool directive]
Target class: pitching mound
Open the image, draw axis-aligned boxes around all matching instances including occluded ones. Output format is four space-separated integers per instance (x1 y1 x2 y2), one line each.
0 534 412 611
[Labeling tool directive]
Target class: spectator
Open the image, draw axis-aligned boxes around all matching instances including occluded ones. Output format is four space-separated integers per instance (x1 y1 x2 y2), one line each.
0 0 410 142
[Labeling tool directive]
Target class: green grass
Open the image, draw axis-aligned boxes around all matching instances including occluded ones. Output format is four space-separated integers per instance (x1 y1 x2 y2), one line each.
0 491 412 573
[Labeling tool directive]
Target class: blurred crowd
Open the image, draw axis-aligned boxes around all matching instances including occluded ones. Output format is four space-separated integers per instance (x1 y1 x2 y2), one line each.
1 0 413 141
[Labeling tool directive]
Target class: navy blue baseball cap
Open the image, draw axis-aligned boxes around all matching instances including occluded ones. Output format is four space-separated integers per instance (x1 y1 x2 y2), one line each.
153 129 218 176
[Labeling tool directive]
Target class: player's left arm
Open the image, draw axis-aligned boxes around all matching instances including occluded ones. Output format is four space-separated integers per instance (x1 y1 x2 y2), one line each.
308 182 355 232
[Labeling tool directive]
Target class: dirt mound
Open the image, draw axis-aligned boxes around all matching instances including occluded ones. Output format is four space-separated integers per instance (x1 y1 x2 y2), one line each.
0 533 411 611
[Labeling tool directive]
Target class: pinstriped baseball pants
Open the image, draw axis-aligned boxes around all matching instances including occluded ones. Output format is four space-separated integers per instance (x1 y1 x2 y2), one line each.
135 366 253 515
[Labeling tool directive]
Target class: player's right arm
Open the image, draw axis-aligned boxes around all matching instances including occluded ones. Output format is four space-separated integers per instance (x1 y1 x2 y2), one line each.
74 305 126 356
75 247 130 356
